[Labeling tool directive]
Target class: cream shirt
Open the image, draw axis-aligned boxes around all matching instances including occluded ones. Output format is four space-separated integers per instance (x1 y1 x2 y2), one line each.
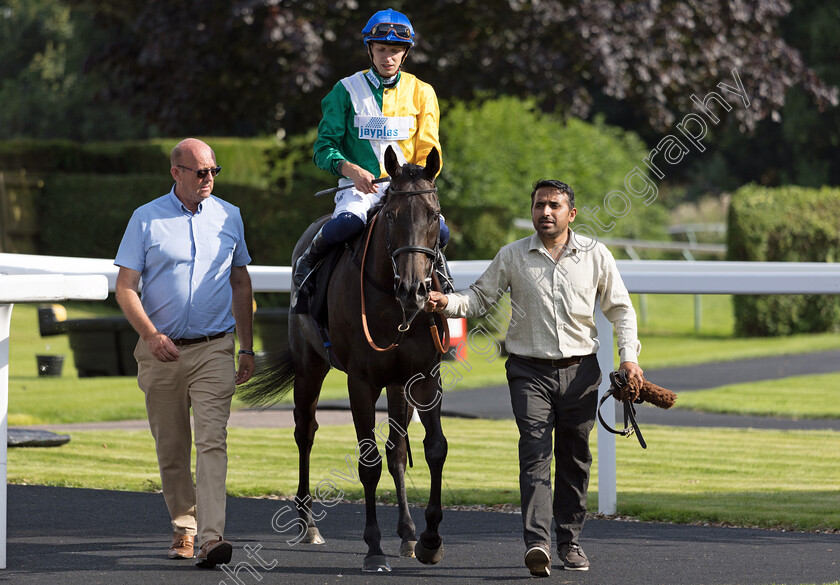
442 230 640 363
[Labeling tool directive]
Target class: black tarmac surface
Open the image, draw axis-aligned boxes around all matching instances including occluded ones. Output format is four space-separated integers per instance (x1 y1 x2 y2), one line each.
5 484 839 585
5 350 840 583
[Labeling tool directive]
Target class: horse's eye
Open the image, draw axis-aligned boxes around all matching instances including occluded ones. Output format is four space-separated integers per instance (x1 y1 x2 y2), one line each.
385 211 395 222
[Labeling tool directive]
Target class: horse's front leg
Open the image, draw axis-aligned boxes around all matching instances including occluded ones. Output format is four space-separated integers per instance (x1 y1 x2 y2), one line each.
385 384 418 558
348 377 390 572
406 375 448 565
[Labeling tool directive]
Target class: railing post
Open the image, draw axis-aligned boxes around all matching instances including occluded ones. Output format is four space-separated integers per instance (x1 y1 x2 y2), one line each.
595 306 616 515
0 274 108 570
0 303 12 569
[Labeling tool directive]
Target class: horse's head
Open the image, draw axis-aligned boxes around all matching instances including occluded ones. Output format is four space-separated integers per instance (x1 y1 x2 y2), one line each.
381 145 441 315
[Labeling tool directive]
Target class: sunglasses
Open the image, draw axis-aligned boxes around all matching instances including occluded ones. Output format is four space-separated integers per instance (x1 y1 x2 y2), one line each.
369 22 412 40
177 165 222 179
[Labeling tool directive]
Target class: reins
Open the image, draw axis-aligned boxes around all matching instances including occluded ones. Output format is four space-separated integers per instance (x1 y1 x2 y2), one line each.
360 212 403 352
428 272 450 354
597 370 647 448
359 186 450 354
597 370 678 450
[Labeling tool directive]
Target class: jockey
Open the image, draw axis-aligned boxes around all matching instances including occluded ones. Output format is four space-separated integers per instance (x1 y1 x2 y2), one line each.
293 8 453 306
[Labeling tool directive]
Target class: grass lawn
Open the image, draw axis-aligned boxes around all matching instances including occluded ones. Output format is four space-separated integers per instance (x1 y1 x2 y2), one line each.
8 418 840 532
676 372 840 419
9 299 840 424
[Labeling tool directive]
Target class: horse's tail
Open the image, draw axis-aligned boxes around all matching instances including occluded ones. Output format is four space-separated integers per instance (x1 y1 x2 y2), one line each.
236 346 296 407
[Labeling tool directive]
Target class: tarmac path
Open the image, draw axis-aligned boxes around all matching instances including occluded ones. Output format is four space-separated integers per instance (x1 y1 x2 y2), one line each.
4 484 839 585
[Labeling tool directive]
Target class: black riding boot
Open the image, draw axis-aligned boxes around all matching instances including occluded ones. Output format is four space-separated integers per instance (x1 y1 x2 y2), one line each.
434 251 455 294
293 227 332 292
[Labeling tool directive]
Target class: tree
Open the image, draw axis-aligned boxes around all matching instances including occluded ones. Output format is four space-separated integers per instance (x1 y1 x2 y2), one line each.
0 0 145 140
414 0 837 133
681 0 840 190
75 0 836 139
73 0 335 136
438 96 669 260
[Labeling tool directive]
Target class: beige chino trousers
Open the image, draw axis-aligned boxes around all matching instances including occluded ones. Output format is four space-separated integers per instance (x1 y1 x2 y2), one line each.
135 333 235 547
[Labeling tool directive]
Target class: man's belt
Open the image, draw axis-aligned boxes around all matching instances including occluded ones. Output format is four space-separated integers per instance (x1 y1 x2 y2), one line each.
512 353 592 368
171 332 227 347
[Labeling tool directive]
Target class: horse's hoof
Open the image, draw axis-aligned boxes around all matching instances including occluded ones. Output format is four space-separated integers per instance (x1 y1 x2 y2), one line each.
304 527 326 545
414 540 444 565
400 540 417 558
362 555 392 572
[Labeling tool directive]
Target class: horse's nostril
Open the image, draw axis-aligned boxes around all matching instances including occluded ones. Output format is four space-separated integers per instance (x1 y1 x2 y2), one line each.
395 281 426 308
397 281 421 300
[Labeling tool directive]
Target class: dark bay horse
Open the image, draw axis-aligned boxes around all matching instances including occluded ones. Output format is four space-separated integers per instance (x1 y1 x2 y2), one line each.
239 146 448 573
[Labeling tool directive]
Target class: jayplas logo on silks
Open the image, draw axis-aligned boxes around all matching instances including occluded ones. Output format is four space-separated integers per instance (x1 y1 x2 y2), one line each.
356 116 411 141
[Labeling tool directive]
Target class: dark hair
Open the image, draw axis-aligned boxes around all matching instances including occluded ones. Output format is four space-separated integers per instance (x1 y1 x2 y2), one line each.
530 179 575 209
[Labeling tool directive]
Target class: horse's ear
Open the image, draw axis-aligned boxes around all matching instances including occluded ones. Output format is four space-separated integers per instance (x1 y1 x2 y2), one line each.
423 147 440 181
384 145 401 179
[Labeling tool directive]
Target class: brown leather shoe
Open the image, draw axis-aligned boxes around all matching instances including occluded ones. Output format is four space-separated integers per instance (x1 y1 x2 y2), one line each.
195 538 232 568
168 533 194 559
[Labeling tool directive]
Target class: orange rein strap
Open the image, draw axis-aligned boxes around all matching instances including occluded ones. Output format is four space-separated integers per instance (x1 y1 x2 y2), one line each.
429 272 451 354
360 213 399 352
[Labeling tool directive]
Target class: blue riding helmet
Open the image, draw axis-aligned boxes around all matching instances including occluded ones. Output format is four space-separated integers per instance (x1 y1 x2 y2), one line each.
362 9 415 47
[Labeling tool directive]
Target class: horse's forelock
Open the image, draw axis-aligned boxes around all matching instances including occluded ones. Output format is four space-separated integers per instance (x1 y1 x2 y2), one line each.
389 165 434 195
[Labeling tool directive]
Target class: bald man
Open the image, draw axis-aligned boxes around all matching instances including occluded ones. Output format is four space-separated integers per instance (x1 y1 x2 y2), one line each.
115 138 254 569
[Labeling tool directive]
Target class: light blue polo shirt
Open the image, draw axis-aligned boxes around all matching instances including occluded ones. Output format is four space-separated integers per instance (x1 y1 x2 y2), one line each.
115 186 252 340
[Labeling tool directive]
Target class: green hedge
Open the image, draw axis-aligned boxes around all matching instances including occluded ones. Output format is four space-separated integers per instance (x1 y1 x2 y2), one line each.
37 174 278 263
262 99 668 264
727 184 840 336
5 135 298 267
0 140 169 174
5 133 328 267
38 174 168 259
254 129 338 265
0 137 275 187
11 99 668 273
438 97 668 260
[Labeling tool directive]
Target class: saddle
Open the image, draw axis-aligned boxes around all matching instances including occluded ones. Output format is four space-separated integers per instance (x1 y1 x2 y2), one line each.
597 370 677 449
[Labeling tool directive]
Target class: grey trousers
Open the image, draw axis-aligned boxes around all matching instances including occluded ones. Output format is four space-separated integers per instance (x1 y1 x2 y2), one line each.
505 354 601 549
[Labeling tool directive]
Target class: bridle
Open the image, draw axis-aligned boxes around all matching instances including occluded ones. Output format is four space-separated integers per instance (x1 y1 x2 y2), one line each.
360 184 450 353
386 185 440 302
